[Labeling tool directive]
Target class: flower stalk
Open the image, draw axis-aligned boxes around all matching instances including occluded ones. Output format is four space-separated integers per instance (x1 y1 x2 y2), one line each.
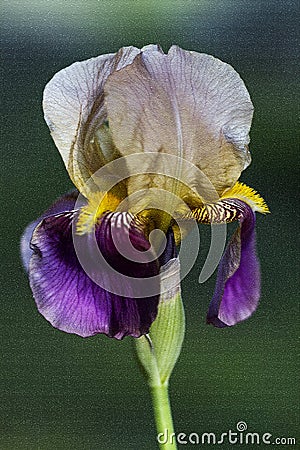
136 334 178 449
151 382 176 450
135 259 184 449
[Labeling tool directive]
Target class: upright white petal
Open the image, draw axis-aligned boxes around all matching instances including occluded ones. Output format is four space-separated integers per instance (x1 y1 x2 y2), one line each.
105 45 253 194
43 46 140 194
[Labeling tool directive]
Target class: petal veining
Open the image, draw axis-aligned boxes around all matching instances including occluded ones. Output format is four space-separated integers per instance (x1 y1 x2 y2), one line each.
43 46 141 194
105 45 253 194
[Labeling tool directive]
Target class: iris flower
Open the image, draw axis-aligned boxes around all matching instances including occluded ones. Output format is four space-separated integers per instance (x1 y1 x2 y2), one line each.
21 45 268 340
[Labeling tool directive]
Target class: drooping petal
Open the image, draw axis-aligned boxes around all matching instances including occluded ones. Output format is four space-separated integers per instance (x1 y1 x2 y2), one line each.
207 201 260 327
105 45 253 195
20 190 83 272
29 211 162 339
43 46 141 194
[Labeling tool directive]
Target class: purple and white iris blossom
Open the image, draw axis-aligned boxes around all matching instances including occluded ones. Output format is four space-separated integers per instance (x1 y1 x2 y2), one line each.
21 45 269 342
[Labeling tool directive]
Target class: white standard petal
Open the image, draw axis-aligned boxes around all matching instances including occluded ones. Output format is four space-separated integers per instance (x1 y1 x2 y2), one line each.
43 46 141 194
104 45 254 194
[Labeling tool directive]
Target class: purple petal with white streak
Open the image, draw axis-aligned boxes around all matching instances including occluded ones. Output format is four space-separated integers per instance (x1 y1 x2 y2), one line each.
20 190 83 272
207 201 260 327
29 211 161 339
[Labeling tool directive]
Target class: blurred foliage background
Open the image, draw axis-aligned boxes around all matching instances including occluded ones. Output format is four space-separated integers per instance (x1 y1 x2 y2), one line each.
1 1 299 449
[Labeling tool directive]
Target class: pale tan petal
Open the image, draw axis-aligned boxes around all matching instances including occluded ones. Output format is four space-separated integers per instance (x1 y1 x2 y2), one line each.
43 46 140 194
104 45 253 195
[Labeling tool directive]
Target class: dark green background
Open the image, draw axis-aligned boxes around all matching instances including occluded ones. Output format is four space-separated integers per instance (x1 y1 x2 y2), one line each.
1 1 299 449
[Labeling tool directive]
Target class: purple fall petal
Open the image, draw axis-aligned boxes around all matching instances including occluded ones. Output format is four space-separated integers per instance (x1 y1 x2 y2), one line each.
29 211 161 339
20 190 83 272
207 201 260 327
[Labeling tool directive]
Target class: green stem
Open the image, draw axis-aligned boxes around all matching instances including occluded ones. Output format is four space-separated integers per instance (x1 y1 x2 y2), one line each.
150 382 177 450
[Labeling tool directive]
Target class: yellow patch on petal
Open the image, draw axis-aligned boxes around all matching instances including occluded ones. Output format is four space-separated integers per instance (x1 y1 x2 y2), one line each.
76 191 121 235
181 181 269 224
221 182 270 214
